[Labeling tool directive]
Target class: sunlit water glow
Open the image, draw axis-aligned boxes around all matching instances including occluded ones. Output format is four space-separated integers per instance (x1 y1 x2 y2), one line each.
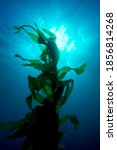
50 25 75 52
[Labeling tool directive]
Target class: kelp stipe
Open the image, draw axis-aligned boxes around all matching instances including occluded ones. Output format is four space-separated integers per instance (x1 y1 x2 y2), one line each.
0 23 87 150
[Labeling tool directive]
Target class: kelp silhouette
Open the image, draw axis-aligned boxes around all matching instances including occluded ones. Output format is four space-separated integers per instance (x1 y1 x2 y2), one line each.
0 24 87 150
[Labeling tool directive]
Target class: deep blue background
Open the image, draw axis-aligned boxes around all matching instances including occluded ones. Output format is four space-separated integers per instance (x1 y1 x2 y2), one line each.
0 0 100 149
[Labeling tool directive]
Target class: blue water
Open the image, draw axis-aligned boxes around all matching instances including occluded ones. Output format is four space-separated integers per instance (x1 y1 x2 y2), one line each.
0 0 100 150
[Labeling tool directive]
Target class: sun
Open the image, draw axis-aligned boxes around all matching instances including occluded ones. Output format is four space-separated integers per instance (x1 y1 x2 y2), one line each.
50 25 75 52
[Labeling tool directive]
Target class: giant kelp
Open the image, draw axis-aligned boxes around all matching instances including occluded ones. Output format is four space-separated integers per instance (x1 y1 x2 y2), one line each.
0 23 87 150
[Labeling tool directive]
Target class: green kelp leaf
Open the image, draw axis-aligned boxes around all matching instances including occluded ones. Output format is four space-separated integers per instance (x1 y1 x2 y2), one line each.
74 63 87 75
28 76 36 94
36 27 48 43
36 74 54 100
39 44 50 63
13 26 21 34
58 66 71 80
58 66 68 79
59 115 79 129
0 121 23 131
0 113 32 139
28 75 44 94
6 116 31 139
43 83 53 96
59 115 69 125
14 25 39 43
46 40 60 63
57 79 74 108
21 24 48 44
0 113 32 132
35 74 47 90
14 24 38 34
6 125 27 139
14 24 48 45
58 63 87 80
38 28 60 63
33 92 44 103
42 28 56 40
69 115 79 129
15 54 42 64
13 25 22 33
15 54 57 72
54 81 66 101
18 24 56 44
28 76 44 105
24 31 39 43
28 74 53 104
39 44 47 52
15 54 27 61
5 113 32 139
14 25 60 63
30 23 50 44
64 79 74 101
36 76 56 102
23 62 57 72
26 95 33 110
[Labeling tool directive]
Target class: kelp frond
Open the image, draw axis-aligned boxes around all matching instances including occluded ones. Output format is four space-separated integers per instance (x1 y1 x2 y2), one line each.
0 23 87 150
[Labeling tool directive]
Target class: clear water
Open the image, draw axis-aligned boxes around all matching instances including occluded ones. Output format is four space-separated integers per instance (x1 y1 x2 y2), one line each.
0 0 100 149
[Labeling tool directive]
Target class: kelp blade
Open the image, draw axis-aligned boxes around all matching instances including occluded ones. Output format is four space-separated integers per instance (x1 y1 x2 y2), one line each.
74 63 87 75
57 79 74 109
58 63 87 80
59 115 79 129
15 54 57 72
0 113 31 132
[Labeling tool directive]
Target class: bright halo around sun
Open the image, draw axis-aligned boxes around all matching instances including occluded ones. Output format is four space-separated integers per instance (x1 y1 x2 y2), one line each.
50 25 75 52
